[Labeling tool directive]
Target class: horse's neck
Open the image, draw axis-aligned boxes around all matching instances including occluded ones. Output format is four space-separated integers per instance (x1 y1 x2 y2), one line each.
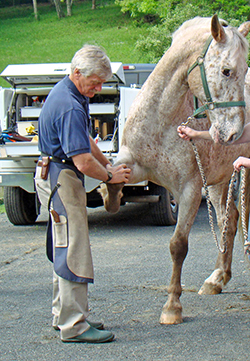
143 33 209 124
151 48 189 92
245 69 250 123
144 49 196 123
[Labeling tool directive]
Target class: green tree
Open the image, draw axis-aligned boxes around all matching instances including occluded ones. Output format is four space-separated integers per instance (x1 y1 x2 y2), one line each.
115 0 250 20
116 0 250 63
54 0 65 18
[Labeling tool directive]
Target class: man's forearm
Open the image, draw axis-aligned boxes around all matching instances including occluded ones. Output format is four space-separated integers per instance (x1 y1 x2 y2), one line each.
89 136 111 168
73 152 109 182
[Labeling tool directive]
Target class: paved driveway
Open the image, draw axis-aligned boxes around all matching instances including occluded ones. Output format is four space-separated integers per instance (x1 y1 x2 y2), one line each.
0 201 249 361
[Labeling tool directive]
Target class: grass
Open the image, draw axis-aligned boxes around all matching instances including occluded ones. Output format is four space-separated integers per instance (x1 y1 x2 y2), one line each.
0 1 152 88
0 198 4 214
0 1 151 212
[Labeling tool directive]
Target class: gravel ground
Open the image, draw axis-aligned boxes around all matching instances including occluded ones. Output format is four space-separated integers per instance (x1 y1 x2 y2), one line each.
0 201 250 361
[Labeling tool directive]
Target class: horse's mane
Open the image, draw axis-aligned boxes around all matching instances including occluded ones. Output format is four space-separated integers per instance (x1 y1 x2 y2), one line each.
172 17 213 40
172 16 249 61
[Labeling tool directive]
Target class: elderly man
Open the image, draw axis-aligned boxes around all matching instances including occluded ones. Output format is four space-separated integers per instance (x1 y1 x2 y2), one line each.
35 45 131 343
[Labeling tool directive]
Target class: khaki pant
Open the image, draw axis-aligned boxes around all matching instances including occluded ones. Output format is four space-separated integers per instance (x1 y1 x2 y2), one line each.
35 165 91 340
52 271 90 339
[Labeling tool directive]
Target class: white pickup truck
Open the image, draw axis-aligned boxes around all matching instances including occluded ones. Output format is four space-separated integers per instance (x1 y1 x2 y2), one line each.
0 63 178 226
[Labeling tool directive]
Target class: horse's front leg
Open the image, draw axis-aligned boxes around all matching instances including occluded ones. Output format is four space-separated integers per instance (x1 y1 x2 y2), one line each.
198 182 239 295
98 145 147 213
160 186 202 324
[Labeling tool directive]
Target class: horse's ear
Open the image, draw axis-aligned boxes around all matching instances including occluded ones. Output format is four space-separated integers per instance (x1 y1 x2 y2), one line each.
211 14 226 43
238 21 250 38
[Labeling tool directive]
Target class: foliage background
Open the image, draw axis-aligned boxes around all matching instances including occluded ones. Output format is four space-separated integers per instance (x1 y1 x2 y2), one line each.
0 0 249 88
115 0 250 63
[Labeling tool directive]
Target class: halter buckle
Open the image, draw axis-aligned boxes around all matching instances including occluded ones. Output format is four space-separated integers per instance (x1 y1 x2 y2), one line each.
208 102 215 110
197 56 204 65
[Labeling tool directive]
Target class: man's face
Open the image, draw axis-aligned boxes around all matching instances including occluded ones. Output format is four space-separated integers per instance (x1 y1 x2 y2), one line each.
72 70 106 98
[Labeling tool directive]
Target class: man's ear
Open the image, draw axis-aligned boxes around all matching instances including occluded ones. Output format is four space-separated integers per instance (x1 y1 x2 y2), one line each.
74 68 81 79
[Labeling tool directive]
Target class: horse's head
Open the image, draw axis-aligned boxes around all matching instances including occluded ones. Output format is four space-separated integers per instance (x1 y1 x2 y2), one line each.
187 15 250 145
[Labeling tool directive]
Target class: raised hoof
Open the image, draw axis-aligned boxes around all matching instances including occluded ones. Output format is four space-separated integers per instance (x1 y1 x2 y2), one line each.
159 310 183 325
97 183 123 213
198 269 224 295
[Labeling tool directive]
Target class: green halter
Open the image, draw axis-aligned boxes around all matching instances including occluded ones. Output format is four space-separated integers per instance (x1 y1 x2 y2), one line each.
187 35 245 119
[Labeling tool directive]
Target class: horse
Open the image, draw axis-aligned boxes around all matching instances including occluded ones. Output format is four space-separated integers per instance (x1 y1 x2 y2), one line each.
99 15 250 324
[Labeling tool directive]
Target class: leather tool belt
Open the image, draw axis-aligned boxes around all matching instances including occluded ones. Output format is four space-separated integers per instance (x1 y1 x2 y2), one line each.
38 154 74 180
37 157 50 180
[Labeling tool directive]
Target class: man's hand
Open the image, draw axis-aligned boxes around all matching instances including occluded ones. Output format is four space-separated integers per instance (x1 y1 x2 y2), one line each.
106 163 131 184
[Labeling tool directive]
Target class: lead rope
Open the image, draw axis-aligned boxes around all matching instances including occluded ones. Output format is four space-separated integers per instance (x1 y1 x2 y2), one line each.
190 139 236 253
182 119 249 254
240 168 250 255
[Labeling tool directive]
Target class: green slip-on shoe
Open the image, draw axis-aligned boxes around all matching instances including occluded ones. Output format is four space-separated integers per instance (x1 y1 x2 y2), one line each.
61 326 115 343
53 320 104 331
88 321 104 330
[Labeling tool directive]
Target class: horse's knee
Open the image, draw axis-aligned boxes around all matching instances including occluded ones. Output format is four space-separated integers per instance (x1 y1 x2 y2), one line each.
170 235 188 263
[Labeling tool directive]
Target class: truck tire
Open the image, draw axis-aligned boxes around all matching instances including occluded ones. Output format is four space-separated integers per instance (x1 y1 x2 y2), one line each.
4 186 40 225
149 183 178 226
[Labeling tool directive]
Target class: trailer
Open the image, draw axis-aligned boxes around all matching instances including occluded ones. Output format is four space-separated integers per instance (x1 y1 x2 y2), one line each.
0 63 178 226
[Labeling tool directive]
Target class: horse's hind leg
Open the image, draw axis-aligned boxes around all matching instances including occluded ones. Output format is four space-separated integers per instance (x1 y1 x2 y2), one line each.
198 182 239 295
160 186 202 324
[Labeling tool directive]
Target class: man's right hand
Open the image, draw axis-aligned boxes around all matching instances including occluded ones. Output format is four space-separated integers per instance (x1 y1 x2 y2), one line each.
107 164 131 184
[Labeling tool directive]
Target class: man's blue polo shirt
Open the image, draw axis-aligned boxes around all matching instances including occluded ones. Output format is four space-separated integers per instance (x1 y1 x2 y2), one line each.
38 76 91 159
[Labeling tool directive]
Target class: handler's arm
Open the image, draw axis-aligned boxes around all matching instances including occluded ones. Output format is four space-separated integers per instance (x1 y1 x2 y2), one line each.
177 126 211 141
89 136 111 168
72 152 131 184
72 136 131 184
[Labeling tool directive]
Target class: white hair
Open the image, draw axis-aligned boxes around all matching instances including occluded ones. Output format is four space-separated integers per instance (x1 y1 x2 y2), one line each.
71 44 112 80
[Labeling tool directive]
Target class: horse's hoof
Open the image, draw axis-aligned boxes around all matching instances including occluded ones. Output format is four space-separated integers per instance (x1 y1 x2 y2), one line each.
97 183 123 213
159 310 183 325
198 283 222 295
198 268 224 295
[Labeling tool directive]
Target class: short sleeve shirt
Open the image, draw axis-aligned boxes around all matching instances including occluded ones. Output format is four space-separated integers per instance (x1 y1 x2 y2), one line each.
38 76 91 159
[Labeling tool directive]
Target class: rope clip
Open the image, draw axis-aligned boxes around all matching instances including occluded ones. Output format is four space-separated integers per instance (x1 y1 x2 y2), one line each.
181 116 195 127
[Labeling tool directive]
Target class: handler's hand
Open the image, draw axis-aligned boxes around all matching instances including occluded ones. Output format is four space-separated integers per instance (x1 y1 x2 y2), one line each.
107 163 131 184
177 125 194 141
233 156 250 172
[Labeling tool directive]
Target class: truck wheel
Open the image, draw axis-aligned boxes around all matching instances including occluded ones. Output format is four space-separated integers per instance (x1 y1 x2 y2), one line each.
149 183 178 226
4 186 40 225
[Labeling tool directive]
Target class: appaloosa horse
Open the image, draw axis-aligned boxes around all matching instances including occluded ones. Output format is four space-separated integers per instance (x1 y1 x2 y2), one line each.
100 15 250 324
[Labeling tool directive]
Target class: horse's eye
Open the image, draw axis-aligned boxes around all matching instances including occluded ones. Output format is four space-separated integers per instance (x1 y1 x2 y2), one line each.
222 68 231 77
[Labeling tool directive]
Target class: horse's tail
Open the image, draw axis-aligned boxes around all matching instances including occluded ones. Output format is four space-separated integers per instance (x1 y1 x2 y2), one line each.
237 168 250 265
